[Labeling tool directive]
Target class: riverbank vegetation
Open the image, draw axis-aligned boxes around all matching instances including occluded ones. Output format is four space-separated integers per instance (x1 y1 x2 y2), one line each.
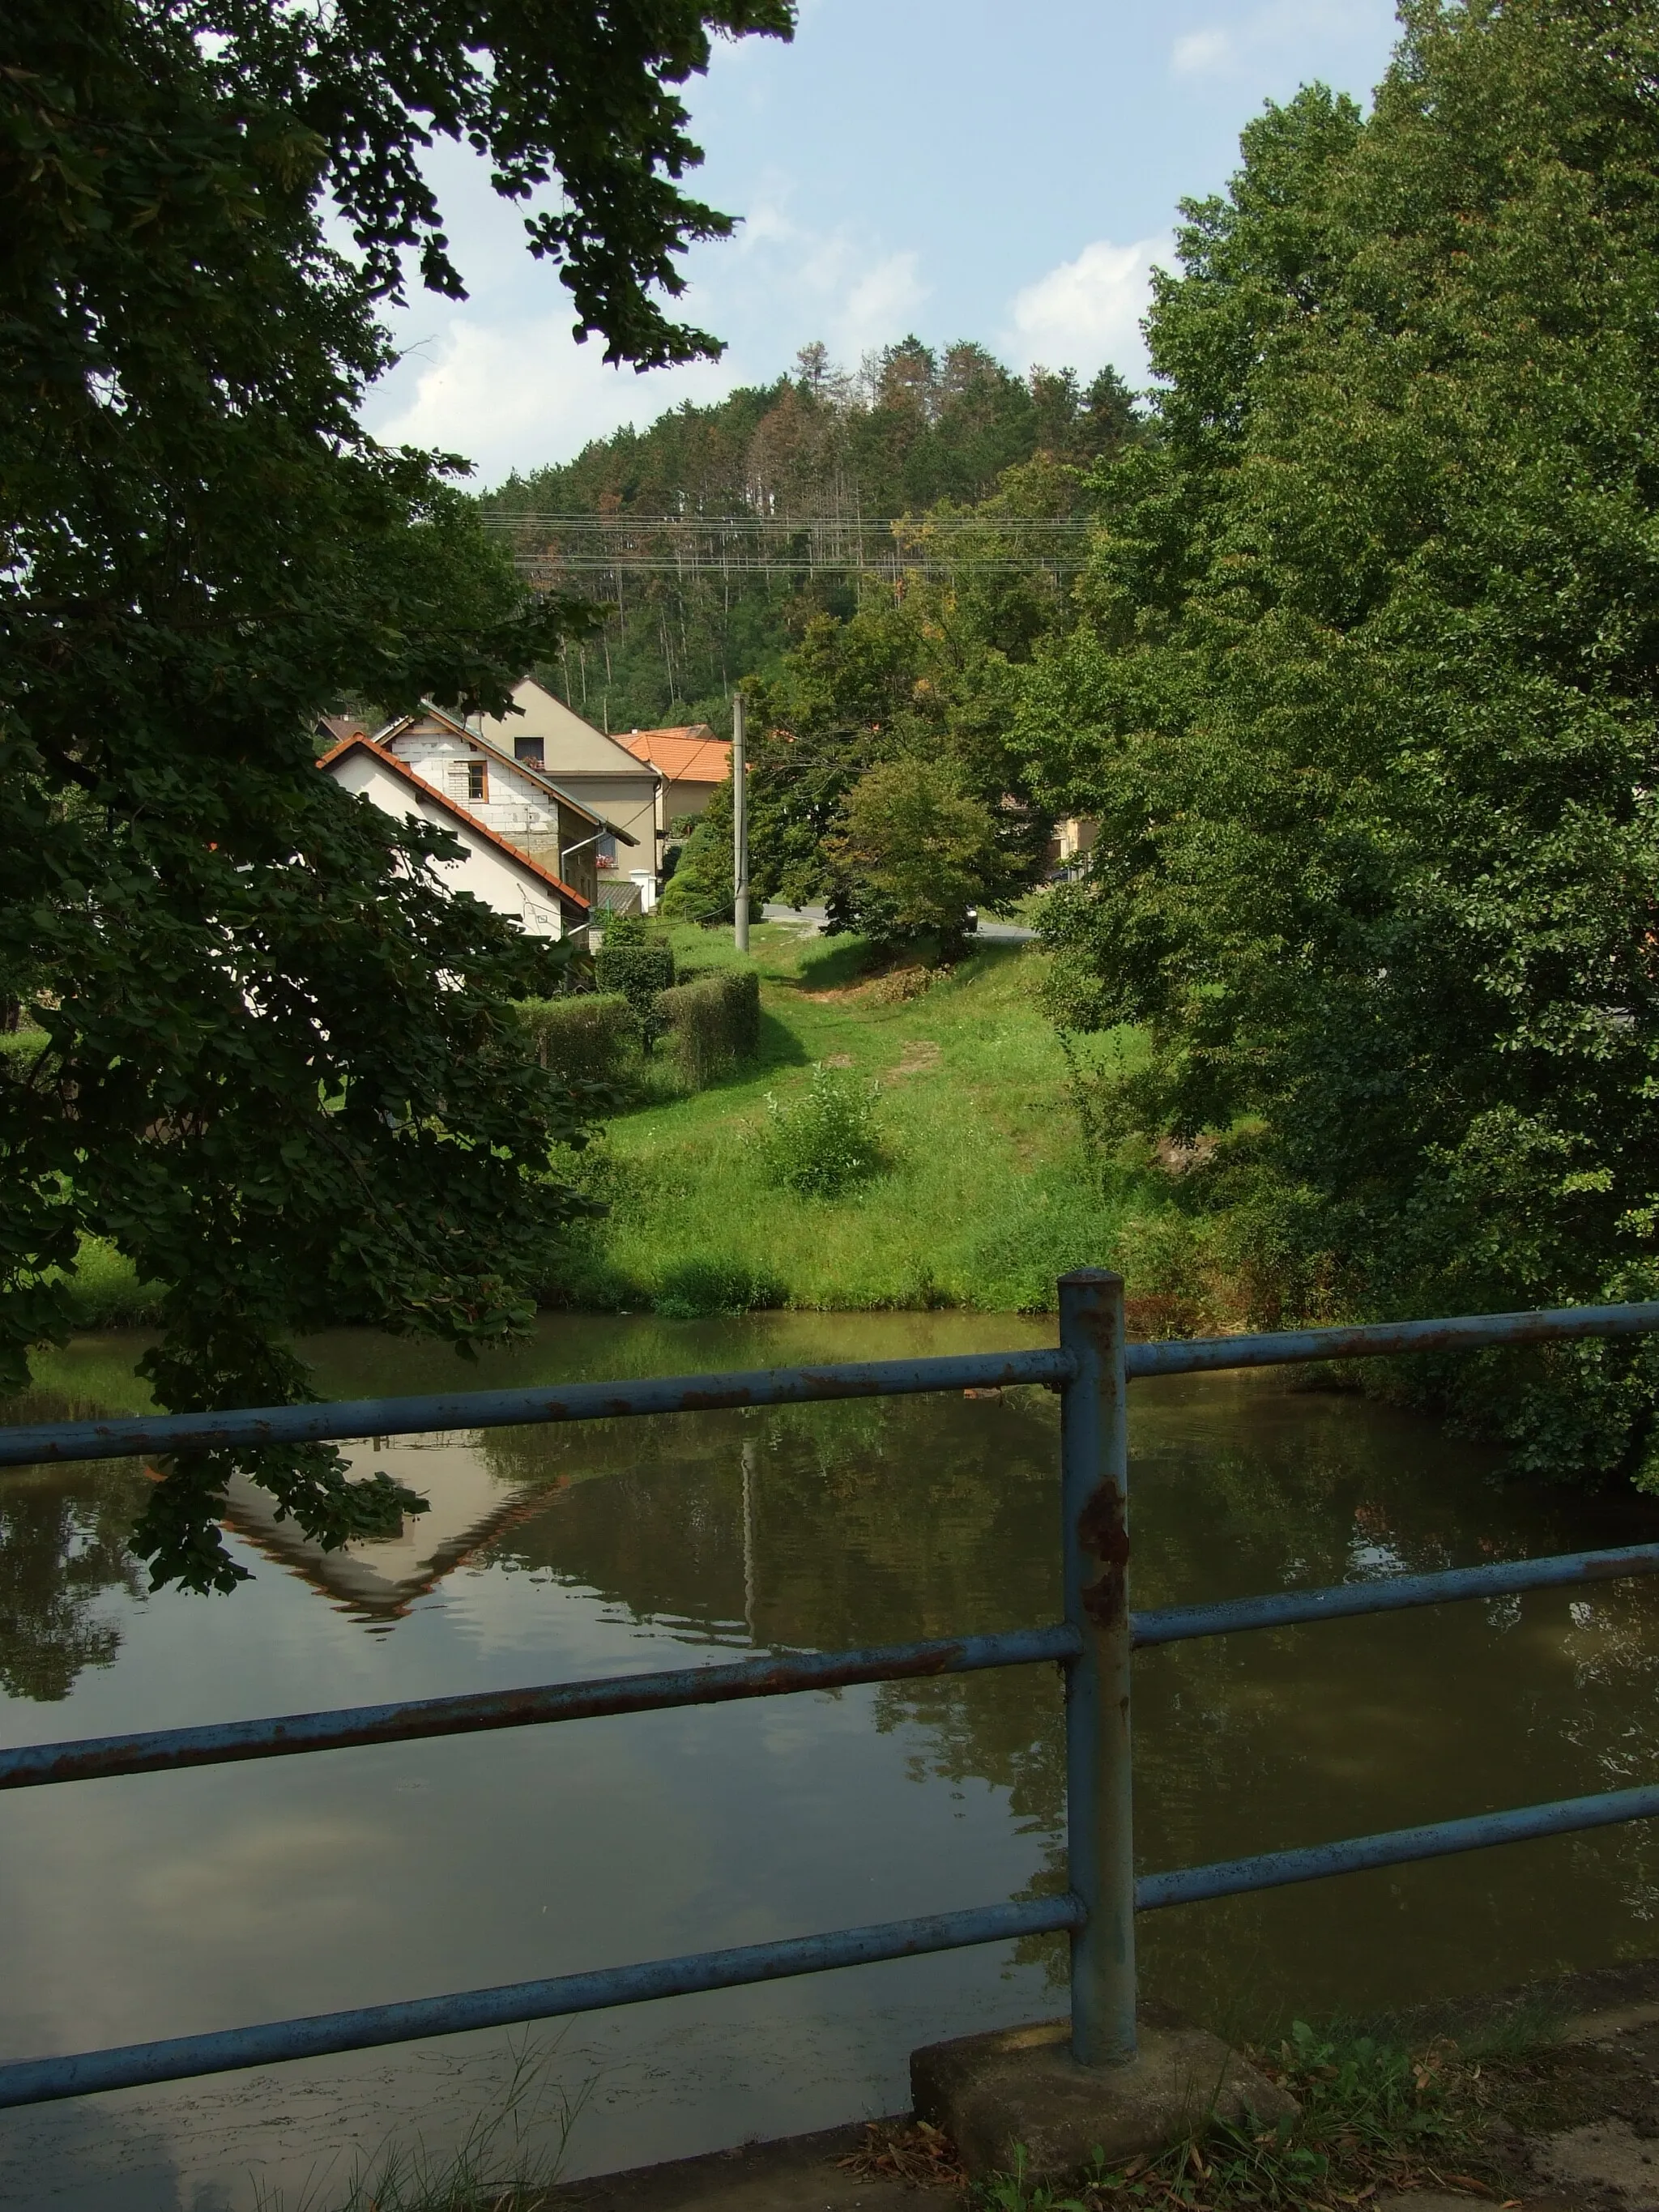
532 923 1240 1322
1017 0 1659 1480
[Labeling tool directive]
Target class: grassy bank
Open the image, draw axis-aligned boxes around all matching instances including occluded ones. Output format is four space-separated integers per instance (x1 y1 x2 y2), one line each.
547 922 1171 1317
28 923 1189 1330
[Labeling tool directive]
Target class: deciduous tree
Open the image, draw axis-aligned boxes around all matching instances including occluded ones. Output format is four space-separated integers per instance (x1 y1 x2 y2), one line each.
1022 1 1659 1477
0 0 791 1588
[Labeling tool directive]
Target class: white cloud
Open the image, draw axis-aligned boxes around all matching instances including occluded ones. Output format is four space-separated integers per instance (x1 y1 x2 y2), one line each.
1172 28 1235 75
1171 0 1366 80
741 181 928 357
366 318 736 482
1005 237 1170 381
360 162 932 481
825 249 927 358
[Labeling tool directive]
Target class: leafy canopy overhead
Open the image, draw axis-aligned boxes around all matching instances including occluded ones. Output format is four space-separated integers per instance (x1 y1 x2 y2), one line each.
0 0 791 1590
179 0 791 362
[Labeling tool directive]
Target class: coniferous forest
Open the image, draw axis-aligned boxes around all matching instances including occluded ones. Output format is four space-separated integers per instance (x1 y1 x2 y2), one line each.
481 339 1141 734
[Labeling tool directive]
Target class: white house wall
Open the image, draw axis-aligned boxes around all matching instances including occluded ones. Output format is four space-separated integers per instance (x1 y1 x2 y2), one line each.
389 730 561 849
326 749 568 937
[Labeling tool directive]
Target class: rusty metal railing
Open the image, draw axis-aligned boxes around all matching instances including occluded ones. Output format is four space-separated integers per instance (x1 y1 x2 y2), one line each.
2 1277 1659 2106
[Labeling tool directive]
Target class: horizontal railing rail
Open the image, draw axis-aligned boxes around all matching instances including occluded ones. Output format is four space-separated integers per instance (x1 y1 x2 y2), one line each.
10 1543 1659 1792
0 1626 1081 1791
11 1302 1656 1472
0 1349 1075 1468
1137 1785 1659 1913
0 1899 1086 2111
1124 1301 1659 1379
3 1286 1659 2111
1131 1541 1659 1646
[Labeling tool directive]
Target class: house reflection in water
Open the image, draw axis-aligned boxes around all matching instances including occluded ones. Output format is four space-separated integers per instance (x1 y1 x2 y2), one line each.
221 1434 561 1627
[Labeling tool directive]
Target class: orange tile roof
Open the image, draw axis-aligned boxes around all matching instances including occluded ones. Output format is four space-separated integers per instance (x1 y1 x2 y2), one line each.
620 724 731 782
317 735 591 911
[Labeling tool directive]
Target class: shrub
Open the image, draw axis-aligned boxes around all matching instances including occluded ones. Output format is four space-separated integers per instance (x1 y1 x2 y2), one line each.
761 1065 883 1196
511 994 638 1085
658 779 732 923
653 1256 785 1319
594 931 675 1035
862 963 945 1005
659 966 761 1089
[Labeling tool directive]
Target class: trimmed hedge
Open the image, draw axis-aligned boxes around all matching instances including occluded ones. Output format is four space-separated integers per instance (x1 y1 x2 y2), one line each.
658 966 761 1089
595 938 675 1031
512 993 638 1084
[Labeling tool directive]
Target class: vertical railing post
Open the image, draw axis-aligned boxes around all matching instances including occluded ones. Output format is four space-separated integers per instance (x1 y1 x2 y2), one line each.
1059 1268 1136 2069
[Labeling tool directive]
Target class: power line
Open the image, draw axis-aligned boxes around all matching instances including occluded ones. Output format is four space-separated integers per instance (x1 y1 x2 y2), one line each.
483 508 1099 573
480 513 1100 531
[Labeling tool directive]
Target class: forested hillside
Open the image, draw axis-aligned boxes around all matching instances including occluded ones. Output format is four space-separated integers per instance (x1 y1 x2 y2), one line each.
481 339 1138 734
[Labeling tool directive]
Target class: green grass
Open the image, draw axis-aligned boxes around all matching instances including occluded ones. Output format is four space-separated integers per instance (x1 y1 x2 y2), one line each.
4 1027 165 1332
11 924 1191 1332
54 1237 164 1328
549 921 1168 1316
971 2018 1504 2212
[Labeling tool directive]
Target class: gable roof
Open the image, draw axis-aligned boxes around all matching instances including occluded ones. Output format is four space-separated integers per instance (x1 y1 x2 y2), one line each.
318 734 591 911
375 701 470 740
373 702 640 846
621 724 731 782
481 679 668 782
316 713 370 749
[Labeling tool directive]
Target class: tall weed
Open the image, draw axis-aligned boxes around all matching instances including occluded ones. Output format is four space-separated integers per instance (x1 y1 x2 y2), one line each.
761 1066 884 1196
974 2020 1486 2212
254 2039 597 2212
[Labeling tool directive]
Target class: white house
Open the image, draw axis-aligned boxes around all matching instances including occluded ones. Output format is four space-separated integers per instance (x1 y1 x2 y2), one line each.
368 700 641 909
471 680 663 886
319 732 591 937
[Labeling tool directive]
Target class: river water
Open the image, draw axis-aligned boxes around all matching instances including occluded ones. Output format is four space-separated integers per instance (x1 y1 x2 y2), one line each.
3 1311 1659 2211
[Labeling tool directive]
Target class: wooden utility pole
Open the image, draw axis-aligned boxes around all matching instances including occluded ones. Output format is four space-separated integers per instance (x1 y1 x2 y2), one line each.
732 691 749 953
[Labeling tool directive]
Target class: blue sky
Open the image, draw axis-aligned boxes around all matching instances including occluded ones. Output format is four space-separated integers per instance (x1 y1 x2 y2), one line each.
361 0 1401 488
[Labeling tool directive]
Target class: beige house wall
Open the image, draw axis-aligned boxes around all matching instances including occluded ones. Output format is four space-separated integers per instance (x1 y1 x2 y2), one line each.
476 681 662 872
659 776 723 833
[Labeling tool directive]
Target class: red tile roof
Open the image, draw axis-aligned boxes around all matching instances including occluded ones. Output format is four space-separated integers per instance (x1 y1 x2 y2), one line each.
317 735 591 911
620 724 730 782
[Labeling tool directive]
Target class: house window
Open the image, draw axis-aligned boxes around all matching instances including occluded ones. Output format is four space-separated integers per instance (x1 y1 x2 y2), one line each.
514 737 545 766
463 759 487 802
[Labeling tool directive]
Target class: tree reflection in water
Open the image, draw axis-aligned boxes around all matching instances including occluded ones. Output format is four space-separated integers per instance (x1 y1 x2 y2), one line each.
0 1453 148 1702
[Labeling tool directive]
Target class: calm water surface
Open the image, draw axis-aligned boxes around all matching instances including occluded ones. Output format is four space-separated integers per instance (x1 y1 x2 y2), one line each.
4 1311 1659 2211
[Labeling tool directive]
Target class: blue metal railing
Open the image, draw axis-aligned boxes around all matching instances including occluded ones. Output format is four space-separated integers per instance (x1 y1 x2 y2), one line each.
3 1277 1659 2108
